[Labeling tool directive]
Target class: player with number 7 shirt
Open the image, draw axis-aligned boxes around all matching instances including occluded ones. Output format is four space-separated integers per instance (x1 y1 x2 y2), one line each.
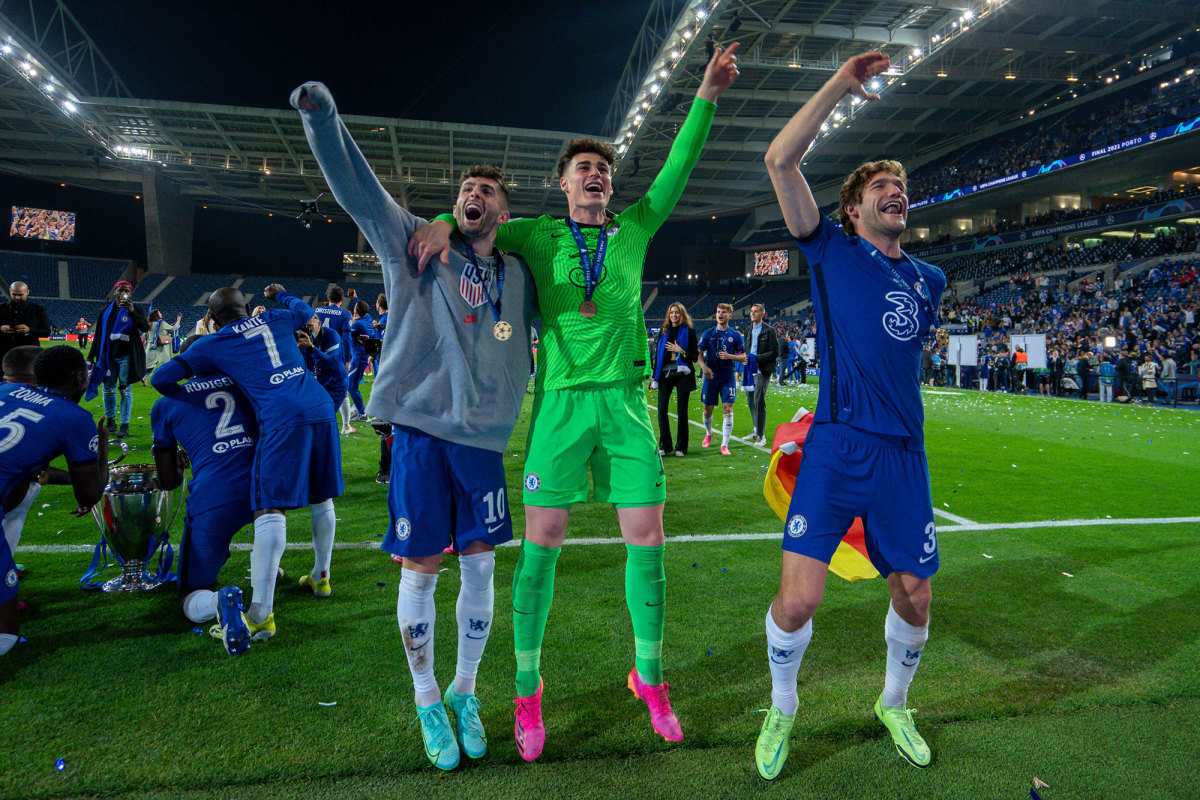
151 285 343 650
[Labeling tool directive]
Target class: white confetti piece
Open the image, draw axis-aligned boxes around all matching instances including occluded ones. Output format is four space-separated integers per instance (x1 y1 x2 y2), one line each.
318 701 337 707
1011 464 1017 468
982 554 993 559
1062 572 1074 578
41 503 51 508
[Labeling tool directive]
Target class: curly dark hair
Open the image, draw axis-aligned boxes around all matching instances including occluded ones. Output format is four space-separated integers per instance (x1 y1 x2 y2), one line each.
459 164 510 203
33 344 87 387
838 159 906 236
556 137 617 178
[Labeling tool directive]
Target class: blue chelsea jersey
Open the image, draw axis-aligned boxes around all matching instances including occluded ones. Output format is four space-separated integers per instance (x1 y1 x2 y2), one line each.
0 384 97 526
313 304 353 355
699 326 745 379
151 377 256 515
797 217 946 443
173 294 334 429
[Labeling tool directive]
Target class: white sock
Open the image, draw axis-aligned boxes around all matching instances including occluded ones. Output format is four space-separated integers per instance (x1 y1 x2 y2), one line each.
309 499 336 580
766 606 812 716
248 513 286 623
398 569 440 706
455 551 496 696
339 396 353 429
703 414 713 435
0 633 17 656
722 412 734 447
182 589 218 623
4 483 40 551
881 604 929 708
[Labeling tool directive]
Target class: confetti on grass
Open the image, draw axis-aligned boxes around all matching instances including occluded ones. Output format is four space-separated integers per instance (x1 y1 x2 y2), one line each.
1062 572 1075 578
318 701 338 707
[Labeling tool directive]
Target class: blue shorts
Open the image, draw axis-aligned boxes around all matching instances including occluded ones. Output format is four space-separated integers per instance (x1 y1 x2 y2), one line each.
252 420 344 510
0 525 17 605
783 423 938 579
177 500 254 594
702 374 738 406
382 426 513 558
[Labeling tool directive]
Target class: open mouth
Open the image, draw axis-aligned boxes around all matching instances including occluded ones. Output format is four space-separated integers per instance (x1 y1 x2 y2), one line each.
584 179 605 196
881 199 904 216
464 201 483 222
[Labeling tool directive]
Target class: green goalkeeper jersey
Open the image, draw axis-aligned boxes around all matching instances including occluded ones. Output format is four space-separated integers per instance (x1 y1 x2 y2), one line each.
441 98 715 392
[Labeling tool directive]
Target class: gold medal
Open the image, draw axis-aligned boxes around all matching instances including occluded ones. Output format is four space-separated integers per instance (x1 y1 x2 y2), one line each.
579 300 598 318
935 328 949 348
493 321 513 341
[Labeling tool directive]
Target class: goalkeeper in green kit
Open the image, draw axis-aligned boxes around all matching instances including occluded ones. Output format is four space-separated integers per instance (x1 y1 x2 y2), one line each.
408 42 740 760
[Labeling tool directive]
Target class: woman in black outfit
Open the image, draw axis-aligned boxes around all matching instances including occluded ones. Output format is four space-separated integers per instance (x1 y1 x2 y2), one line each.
651 302 700 456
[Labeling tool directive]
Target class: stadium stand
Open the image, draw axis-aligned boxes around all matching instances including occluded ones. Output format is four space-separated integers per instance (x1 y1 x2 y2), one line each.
0 250 61 297
241 276 330 306
65 257 128 299
908 64 1200 204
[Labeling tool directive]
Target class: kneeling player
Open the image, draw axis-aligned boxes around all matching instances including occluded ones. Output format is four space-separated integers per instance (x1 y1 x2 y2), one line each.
151 347 258 655
151 286 344 642
0 346 107 656
699 303 746 455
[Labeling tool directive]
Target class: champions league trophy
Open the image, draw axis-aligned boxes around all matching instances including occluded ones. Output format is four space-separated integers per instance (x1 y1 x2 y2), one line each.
90 448 182 592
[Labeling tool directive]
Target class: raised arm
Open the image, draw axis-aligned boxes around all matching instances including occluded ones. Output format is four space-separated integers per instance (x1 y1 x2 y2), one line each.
765 53 890 240
265 285 316 328
290 81 417 258
408 215 539 272
634 44 740 231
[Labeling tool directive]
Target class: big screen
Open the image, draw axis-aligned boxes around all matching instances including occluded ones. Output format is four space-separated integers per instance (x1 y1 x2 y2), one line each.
753 249 788 276
10 206 76 241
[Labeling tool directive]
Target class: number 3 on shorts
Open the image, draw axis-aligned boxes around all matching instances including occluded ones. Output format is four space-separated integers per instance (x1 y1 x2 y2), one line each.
922 522 937 554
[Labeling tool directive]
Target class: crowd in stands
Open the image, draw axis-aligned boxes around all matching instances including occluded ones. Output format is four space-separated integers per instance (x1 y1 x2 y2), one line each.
918 185 1200 247
933 228 1200 283
929 255 1199 401
907 64 1200 204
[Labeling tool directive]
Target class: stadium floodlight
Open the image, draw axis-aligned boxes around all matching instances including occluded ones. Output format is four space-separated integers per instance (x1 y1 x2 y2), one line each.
0 43 11 54
62 100 76 113
1105 336 1117 348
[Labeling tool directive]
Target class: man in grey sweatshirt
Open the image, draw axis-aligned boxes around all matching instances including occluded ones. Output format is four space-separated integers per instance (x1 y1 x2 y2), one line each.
292 81 537 772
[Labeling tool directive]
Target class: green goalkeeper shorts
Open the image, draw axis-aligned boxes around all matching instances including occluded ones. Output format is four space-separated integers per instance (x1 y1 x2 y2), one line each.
522 382 666 508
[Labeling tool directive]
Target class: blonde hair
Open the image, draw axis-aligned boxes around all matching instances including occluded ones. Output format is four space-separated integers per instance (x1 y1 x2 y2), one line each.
716 302 733 313
659 302 694 331
838 160 907 236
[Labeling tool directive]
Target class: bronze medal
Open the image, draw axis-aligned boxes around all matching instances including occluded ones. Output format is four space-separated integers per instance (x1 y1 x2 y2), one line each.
935 328 950 348
493 321 513 341
578 300 598 318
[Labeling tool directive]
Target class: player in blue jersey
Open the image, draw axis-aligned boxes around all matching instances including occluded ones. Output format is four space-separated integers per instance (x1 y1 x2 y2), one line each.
298 316 350 418
0 346 108 656
151 286 344 643
151 350 258 656
698 303 746 456
754 52 947 779
374 294 388 338
347 300 376 419
314 286 355 433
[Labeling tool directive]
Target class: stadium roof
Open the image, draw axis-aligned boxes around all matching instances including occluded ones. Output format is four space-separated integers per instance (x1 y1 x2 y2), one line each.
0 0 1194 221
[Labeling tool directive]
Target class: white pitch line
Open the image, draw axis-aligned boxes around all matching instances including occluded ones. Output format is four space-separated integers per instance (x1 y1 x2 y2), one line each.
647 402 977 525
16 516 1200 555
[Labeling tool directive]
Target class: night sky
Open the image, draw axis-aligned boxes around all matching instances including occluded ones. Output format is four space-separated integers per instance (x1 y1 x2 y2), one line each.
1 1 747 281
70 0 647 132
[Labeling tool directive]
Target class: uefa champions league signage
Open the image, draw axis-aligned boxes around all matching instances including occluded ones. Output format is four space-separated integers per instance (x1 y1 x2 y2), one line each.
909 115 1200 212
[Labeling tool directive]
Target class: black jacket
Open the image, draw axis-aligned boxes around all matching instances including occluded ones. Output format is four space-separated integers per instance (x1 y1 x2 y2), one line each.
652 325 699 392
0 299 51 350
88 301 150 383
743 322 780 376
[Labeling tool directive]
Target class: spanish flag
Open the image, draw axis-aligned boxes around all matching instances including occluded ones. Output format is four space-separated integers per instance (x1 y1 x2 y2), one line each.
763 411 879 582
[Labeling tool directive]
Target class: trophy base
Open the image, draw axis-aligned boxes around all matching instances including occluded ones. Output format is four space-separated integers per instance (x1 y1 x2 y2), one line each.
101 560 162 592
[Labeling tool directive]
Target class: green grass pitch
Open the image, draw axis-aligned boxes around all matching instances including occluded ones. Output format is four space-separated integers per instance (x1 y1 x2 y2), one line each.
4 372 1198 799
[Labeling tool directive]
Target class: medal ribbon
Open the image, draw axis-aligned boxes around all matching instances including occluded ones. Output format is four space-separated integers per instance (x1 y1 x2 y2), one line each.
460 239 505 326
567 218 607 303
860 240 940 329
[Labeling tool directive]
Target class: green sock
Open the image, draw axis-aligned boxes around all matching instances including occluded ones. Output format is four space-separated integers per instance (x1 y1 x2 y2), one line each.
625 543 666 685
512 539 561 697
